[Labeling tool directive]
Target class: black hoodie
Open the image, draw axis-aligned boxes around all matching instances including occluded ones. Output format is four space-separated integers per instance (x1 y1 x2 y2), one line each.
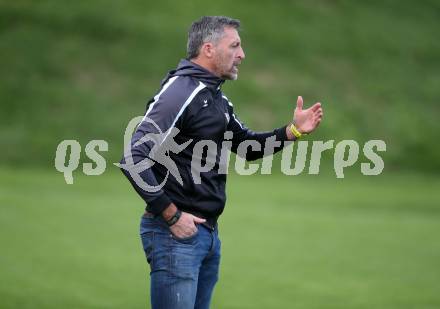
120 59 288 223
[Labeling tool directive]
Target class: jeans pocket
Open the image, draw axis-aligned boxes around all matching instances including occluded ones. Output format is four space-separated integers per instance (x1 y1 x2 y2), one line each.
170 228 199 245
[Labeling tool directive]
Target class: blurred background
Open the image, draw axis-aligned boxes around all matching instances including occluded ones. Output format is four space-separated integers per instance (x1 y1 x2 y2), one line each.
1 0 439 308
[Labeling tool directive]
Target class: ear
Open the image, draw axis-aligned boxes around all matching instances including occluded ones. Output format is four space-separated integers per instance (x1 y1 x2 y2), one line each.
200 42 215 59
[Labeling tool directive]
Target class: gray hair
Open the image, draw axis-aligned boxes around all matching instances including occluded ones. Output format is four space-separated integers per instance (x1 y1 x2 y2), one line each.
186 16 240 59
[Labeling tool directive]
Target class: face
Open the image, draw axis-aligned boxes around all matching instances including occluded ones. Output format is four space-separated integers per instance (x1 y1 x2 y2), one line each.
211 27 245 80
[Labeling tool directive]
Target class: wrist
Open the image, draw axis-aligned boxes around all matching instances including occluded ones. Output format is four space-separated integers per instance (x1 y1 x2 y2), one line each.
166 209 182 226
162 203 178 221
285 125 296 140
287 123 305 140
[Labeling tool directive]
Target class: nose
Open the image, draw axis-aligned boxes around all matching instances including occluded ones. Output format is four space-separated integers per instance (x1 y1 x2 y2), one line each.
238 46 245 60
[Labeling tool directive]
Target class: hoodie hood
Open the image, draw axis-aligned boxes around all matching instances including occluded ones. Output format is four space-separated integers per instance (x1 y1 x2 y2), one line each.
160 59 225 90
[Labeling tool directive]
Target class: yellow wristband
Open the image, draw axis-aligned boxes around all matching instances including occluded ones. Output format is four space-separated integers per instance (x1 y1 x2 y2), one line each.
289 123 304 139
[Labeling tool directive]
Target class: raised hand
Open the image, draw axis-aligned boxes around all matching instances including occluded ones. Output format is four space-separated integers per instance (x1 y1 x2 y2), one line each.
293 96 323 134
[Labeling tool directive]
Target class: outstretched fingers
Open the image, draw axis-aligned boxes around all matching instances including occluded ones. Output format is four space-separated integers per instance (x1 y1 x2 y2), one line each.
313 106 323 126
311 102 322 112
296 96 304 111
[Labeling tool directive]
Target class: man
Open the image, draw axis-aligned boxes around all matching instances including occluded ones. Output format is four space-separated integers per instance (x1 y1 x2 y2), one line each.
120 16 323 309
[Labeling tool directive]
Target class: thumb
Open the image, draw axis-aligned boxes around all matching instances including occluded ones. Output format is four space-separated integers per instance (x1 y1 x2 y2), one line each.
296 96 303 111
193 215 206 224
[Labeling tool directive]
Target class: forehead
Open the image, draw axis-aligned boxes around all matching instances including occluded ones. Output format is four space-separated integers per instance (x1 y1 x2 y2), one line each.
219 27 241 43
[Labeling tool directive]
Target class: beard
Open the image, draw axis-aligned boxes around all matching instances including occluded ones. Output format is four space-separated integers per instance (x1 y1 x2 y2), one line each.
215 53 239 80
219 64 238 80
223 71 238 80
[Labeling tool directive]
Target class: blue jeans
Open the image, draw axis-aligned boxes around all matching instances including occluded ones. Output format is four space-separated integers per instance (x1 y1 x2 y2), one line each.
140 214 221 309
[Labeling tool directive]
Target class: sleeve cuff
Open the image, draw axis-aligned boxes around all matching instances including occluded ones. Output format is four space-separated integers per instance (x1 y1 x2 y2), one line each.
147 193 172 215
275 125 289 141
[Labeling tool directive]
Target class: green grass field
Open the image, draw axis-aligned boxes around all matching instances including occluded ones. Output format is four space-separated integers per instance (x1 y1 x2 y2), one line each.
1 167 439 308
1 1 439 308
